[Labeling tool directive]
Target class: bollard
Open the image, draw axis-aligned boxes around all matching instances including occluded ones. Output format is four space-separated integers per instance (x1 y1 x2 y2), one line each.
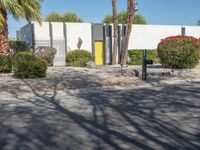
142 50 153 81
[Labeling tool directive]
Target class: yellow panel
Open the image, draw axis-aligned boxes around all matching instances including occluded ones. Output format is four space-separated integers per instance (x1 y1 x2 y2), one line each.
95 41 104 65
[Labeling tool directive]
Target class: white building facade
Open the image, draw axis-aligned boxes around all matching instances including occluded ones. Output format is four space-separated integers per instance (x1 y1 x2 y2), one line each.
18 22 200 66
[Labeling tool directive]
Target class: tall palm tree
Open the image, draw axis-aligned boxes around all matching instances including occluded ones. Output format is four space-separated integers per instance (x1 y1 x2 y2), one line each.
112 0 118 64
121 0 135 65
0 0 42 55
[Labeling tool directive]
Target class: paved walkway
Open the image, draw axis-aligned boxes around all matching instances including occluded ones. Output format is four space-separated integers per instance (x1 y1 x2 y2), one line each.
0 65 200 150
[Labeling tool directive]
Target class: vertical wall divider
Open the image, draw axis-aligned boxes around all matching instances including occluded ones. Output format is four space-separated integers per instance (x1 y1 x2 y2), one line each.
49 22 53 48
63 22 67 54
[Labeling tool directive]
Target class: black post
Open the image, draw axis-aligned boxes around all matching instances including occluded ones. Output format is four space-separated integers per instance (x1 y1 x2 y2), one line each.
142 50 147 81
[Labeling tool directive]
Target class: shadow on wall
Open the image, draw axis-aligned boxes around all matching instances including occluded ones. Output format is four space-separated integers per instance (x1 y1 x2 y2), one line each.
0 74 200 149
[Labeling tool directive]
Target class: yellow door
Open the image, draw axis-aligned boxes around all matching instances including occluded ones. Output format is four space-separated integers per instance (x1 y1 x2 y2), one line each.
95 41 104 65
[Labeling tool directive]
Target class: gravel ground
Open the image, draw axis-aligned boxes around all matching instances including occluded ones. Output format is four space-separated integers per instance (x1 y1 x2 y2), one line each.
0 65 200 150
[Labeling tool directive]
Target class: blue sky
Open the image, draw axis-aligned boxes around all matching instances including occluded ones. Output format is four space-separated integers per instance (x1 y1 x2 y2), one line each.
8 0 200 38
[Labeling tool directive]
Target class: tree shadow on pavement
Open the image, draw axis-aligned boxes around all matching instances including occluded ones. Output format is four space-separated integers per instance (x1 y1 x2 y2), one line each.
0 73 200 150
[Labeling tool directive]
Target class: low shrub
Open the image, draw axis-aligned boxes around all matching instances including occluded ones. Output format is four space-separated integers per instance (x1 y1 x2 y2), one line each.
157 36 200 69
13 52 47 79
35 46 57 66
9 40 30 54
0 55 12 73
128 50 159 65
66 50 94 67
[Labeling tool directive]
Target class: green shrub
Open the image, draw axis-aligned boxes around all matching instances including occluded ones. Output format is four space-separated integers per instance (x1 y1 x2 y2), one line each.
9 40 30 54
66 50 94 67
35 46 57 66
157 36 200 69
0 55 12 73
128 50 159 65
13 52 47 79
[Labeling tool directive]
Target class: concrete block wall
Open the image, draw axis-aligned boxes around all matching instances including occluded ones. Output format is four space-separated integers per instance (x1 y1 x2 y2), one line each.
19 23 200 66
129 24 182 49
66 23 92 52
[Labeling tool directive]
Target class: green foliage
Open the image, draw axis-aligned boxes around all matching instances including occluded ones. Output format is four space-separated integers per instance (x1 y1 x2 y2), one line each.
63 12 83 22
0 55 12 73
9 40 30 54
66 50 94 67
102 11 147 24
44 12 63 22
44 11 83 22
128 50 159 65
13 52 47 78
0 0 42 26
35 46 57 66
157 36 200 69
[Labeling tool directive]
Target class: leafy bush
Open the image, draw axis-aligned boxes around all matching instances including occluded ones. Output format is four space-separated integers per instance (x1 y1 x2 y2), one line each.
0 55 12 73
13 52 47 79
66 50 94 67
128 50 159 65
35 46 57 66
9 40 30 54
157 36 200 69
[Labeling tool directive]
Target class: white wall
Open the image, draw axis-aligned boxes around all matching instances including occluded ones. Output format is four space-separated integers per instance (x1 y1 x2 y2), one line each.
34 22 51 47
19 24 33 45
66 23 92 52
51 22 66 66
184 26 200 38
129 25 182 49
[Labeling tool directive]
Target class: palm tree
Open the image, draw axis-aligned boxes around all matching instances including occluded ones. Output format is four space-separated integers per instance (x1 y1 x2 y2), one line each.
0 0 42 55
121 0 135 65
112 0 118 64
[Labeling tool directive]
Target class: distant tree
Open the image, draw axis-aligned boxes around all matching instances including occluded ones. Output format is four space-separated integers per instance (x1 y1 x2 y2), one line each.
45 12 63 22
102 11 147 24
63 12 83 22
44 12 83 22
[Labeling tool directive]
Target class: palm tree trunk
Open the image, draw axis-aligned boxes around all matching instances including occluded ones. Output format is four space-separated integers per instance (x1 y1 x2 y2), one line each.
112 0 118 65
0 8 10 55
121 0 135 65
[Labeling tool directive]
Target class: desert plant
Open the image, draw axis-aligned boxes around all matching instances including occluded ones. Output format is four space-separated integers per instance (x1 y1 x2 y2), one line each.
157 36 200 69
0 55 12 73
66 50 94 67
13 52 47 78
128 50 159 65
35 46 57 66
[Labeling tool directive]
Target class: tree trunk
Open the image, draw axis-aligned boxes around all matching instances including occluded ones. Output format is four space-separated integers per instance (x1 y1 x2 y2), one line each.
121 0 135 65
0 8 10 55
112 0 118 65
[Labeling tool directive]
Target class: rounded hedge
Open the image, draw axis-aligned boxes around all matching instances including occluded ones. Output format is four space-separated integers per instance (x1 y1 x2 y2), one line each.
157 36 200 69
66 50 94 67
0 55 12 73
13 52 47 79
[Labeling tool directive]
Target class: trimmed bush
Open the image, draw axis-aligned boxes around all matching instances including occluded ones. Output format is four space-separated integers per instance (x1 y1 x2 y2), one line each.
0 55 12 73
35 46 57 66
157 36 200 69
9 40 30 54
128 50 159 65
13 52 47 79
66 50 94 67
